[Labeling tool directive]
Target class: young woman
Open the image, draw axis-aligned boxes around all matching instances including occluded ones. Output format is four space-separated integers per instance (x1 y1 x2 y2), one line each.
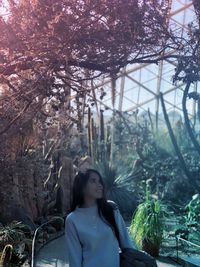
64 168 137 267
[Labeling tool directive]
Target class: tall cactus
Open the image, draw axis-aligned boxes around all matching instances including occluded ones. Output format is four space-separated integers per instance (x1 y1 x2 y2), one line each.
110 111 116 165
106 125 111 162
93 123 99 163
90 117 94 164
99 109 105 161
100 109 105 141
96 125 100 162
87 106 92 157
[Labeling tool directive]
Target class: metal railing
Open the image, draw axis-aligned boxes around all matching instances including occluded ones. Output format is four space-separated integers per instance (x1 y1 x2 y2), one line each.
175 235 200 259
31 213 68 267
170 232 200 266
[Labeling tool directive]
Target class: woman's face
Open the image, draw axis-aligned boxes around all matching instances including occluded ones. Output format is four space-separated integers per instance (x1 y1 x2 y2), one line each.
83 171 103 199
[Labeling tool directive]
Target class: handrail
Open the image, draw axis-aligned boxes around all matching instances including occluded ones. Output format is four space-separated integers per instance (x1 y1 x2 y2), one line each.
31 213 68 267
175 233 200 261
177 236 200 249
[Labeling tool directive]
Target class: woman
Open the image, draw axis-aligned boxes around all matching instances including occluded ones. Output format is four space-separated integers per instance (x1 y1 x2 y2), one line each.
64 168 137 267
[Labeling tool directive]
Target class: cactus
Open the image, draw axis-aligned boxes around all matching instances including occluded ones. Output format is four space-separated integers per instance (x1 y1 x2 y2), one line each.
0 244 13 267
90 117 94 163
99 109 105 161
105 125 111 162
88 112 113 164
93 124 99 163
110 111 116 165
87 106 92 157
100 109 105 141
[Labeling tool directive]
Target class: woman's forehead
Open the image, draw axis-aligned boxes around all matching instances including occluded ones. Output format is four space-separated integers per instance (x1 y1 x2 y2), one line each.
88 171 100 179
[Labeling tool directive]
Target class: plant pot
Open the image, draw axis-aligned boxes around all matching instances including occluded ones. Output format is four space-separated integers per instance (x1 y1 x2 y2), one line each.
142 238 160 257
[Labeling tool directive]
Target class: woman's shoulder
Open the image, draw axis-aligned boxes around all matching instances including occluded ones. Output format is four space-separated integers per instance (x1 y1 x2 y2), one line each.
65 210 78 224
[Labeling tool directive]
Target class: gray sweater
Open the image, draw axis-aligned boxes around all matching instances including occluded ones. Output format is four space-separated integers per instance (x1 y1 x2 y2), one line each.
64 201 136 267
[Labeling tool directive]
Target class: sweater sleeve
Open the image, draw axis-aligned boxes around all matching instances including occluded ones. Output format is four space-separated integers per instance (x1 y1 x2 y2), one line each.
64 216 83 267
113 207 137 250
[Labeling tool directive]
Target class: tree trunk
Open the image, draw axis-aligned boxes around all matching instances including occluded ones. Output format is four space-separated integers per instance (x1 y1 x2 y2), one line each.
182 82 200 156
160 92 192 180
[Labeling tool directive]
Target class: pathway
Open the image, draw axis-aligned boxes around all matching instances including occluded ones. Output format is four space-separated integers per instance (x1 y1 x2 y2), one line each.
35 235 181 267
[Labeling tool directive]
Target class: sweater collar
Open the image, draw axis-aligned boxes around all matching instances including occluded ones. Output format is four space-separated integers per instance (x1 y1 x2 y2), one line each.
76 203 98 212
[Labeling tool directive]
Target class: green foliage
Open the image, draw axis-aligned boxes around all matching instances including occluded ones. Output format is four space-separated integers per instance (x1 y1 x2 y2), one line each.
92 158 137 214
48 216 64 231
184 193 200 226
0 221 35 267
0 222 26 250
111 111 200 206
174 194 200 251
129 182 169 249
152 126 174 155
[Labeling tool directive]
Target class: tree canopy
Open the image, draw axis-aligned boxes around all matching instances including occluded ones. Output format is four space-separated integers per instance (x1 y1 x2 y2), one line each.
0 0 197 138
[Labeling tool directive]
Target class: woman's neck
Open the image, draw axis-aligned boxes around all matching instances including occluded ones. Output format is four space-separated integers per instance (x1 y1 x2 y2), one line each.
80 198 97 208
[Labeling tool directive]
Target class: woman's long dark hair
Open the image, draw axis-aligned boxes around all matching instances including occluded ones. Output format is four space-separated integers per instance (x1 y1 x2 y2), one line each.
69 168 121 247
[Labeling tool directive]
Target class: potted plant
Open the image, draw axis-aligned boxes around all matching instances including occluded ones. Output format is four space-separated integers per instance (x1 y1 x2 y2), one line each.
129 179 168 257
